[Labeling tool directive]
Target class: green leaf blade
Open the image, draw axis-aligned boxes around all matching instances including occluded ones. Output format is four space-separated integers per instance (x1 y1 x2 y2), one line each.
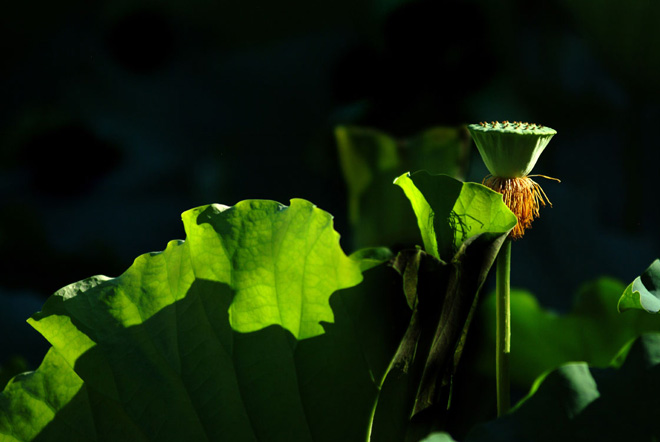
618 259 660 313
393 172 443 259
452 182 517 247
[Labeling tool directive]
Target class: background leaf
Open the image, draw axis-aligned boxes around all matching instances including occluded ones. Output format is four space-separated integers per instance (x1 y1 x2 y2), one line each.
0 199 407 441
336 125 470 250
618 259 660 313
474 277 660 390
465 333 660 441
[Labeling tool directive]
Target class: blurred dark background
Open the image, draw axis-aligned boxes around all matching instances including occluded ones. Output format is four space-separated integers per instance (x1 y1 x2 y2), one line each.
1 0 659 377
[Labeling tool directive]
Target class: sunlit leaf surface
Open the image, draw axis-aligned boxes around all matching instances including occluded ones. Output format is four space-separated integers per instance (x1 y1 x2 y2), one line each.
393 171 516 261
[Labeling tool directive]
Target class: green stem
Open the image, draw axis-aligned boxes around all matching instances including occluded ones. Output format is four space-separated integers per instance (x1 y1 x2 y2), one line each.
496 239 511 416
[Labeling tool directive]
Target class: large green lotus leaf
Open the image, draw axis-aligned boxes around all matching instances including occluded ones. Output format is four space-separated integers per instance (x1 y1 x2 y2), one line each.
0 199 406 442
335 125 470 249
475 277 660 390
393 171 517 261
465 333 660 441
618 259 660 313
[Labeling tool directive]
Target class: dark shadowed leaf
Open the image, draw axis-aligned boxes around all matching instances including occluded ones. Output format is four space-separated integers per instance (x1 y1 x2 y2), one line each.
369 174 515 441
465 333 660 441
475 277 660 390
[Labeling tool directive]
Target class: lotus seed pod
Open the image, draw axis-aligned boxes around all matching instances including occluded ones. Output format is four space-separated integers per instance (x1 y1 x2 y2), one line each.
468 121 556 178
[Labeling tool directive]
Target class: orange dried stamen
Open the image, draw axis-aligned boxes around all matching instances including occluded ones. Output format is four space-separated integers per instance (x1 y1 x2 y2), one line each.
482 175 555 240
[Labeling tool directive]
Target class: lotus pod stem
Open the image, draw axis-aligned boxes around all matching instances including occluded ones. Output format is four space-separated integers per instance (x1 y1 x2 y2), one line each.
468 121 558 417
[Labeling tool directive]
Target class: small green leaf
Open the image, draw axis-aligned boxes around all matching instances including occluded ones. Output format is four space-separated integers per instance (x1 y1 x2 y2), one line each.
618 259 660 313
393 171 517 261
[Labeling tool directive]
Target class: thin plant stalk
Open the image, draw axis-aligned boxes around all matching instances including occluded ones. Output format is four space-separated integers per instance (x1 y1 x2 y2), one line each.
496 239 511 416
468 121 558 417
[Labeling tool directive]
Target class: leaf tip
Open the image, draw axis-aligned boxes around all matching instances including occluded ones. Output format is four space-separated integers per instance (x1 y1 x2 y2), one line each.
392 171 411 185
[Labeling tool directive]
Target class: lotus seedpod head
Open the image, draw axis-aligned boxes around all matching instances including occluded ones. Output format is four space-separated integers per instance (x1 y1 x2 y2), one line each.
468 121 557 178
